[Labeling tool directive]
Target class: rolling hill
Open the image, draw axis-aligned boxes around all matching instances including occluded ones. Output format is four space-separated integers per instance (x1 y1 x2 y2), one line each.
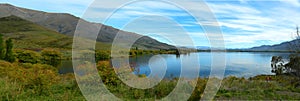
0 15 111 50
248 39 300 52
0 3 175 50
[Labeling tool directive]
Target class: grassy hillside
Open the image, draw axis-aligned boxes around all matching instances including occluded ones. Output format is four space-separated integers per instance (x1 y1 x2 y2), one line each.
0 15 111 50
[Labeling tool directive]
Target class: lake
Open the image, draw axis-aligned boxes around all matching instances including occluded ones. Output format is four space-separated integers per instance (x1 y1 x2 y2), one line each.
58 52 291 78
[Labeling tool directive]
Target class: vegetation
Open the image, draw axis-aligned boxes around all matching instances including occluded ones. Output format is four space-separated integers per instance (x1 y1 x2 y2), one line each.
127 48 194 57
214 75 300 100
0 34 4 59
2 57 300 100
0 61 83 100
15 50 41 64
95 50 110 61
96 61 178 100
5 38 15 62
0 34 84 100
271 26 300 77
271 56 285 75
0 15 111 50
129 49 176 56
0 35 16 62
286 56 300 76
41 49 62 66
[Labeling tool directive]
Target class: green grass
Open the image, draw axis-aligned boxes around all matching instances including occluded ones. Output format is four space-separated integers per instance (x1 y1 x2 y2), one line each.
214 76 300 100
0 60 84 100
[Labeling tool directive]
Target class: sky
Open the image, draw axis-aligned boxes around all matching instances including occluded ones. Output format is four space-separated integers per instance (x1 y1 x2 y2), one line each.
1 0 300 48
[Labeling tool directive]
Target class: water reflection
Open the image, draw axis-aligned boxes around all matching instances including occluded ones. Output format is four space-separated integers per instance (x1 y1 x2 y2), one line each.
58 52 291 78
58 60 73 74
129 52 291 78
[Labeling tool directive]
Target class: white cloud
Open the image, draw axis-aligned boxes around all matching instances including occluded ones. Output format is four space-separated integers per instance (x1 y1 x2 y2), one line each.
205 2 300 47
69 1 300 48
83 1 191 23
208 3 261 14
207 3 269 32
279 0 300 7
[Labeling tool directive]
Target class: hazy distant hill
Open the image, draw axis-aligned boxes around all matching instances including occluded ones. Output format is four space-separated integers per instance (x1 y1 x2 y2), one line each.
196 46 211 50
248 40 300 52
0 4 175 50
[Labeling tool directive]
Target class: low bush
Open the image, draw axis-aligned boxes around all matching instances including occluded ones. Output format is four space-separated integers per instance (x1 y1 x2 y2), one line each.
95 50 110 61
41 48 62 66
14 49 41 64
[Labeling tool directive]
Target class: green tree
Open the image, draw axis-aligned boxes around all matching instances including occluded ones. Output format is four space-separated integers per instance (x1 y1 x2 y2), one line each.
272 26 300 77
4 38 15 62
0 34 4 59
286 26 300 77
285 56 300 76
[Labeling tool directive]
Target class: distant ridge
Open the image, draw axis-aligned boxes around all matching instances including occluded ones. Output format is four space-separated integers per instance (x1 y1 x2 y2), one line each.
0 3 175 50
248 39 299 52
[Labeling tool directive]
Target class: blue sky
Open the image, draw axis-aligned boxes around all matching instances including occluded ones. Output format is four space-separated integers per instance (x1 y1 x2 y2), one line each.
1 0 300 48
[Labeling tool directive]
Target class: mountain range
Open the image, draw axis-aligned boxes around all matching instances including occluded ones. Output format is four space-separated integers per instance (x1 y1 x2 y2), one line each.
0 3 175 50
248 39 300 52
196 40 299 52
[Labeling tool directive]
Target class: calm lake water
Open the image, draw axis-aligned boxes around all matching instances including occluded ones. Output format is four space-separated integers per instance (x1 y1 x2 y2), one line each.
58 52 291 78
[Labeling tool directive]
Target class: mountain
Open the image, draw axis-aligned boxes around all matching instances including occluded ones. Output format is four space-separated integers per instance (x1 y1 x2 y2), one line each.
196 46 211 50
0 3 175 50
0 15 73 49
248 39 300 52
0 15 112 50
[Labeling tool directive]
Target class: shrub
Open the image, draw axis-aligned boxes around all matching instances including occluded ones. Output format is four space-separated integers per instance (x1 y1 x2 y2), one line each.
5 38 15 62
15 50 41 64
41 49 62 66
0 34 4 59
21 64 59 95
95 51 110 61
285 55 300 76
129 51 136 56
0 60 14 77
189 78 207 100
271 55 300 77
5 63 58 95
97 61 120 85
